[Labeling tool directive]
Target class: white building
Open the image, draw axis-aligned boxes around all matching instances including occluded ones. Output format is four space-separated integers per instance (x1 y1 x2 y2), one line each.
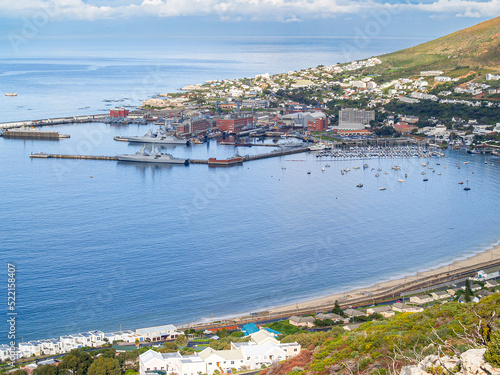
420 70 444 76
136 325 181 342
60 336 80 351
409 294 434 305
338 108 375 130
139 329 301 375
39 339 63 355
18 341 43 358
486 73 500 81
477 266 500 280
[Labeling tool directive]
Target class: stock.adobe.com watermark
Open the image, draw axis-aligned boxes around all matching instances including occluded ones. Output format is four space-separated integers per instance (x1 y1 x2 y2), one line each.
7 263 16 361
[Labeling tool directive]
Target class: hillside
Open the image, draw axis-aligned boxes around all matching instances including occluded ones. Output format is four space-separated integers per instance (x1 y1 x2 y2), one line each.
261 294 500 375
368 17 500 79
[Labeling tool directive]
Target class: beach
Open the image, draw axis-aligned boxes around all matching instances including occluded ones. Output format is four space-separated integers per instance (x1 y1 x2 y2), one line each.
267 241 500 315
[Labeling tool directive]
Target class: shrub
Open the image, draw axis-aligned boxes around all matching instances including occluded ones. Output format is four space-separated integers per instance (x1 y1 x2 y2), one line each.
484 331 500 367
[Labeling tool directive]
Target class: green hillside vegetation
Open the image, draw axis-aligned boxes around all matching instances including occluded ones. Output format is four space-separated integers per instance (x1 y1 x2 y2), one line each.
263 294 500 375
366 17 500 80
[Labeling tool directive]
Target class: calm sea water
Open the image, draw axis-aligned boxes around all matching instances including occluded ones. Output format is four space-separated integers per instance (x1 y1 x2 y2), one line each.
0 37 499 344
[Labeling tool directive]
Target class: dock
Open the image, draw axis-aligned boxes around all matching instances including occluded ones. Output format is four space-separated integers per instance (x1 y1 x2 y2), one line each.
30 153 117 160
2 130 70 140
0 115 108 129
244 147 309 161
29 146 308 164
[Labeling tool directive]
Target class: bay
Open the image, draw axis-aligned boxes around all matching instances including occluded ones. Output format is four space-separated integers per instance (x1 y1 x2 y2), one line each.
0 37 499 343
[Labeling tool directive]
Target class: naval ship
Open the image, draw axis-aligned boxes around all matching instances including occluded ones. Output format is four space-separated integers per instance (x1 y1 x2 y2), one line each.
125 127 190 146
117 145 189 165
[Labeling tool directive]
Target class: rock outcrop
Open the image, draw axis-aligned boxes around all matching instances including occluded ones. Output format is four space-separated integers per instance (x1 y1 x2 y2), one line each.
399 349 500 375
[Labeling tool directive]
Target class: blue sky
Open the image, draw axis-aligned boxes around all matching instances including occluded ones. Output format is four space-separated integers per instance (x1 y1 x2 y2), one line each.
0 0 498 56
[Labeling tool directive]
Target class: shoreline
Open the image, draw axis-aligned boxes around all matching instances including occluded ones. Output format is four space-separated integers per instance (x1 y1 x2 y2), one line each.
263 240 500 315
180 239 500 329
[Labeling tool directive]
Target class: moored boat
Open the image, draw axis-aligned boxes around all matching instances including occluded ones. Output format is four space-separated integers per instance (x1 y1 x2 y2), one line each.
117 145 189 165
208 154 243 167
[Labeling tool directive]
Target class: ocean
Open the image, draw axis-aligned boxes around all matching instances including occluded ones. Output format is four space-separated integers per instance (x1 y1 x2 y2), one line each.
0 36 499 344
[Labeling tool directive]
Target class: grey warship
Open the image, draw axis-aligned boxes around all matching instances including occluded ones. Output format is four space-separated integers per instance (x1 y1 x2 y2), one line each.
125 127 190 145
117 145 189 165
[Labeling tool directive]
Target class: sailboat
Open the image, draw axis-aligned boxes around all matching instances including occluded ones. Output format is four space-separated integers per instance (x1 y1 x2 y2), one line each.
464 180 471 191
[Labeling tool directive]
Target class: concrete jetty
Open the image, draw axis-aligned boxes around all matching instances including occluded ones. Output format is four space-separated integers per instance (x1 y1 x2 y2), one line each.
0 115 109 129
30 153 118 160
2 130 70 140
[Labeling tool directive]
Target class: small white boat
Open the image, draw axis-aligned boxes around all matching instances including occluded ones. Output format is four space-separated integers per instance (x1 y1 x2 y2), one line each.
353 166 360 170
379 187 386 191
5 93 17 96
322 167 325 172
398 179 404 183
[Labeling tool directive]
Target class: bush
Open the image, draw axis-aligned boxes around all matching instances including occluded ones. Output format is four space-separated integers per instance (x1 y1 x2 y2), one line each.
484 331 500 367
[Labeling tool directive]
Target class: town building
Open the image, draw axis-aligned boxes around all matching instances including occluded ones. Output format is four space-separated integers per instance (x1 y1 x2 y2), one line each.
477 267 500 280
288 315 315 328
431 291 451 300
338 108 375 130
135 325 181 342
343 308 366 318
366 305 395 318
391 303 424 313
420 71 444 77
216 116 254 133
110 108 129 118
409 294 434 305
139 329 300 375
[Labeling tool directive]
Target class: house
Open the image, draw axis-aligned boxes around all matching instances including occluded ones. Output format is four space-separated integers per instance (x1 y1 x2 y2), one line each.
262 327 282 337
199 347 244 374
139 329 301 375
409 294 434 305
343 308 366 319
485 279 499 289
446 288 462 297
59 336 79 351
458 283 482 292
39 339 63 355
0 344 18 361
288 315 315 328
391 303 423 313
135 325 181 342
241 323 259 336
178 355 206 375
475 290 492 300
431 290 451 300
477 267 500 280
315 313 344 322
88 331 105 347
343 323 363 331
366 305 395 318
19 342 42 358
139 350 181 374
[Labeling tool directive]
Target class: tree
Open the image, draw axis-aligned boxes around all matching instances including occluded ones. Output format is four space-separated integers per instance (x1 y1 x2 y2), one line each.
465 279 472 303
33 365 59 375
159 342 178 353
332 300 345 317
88 357 120 375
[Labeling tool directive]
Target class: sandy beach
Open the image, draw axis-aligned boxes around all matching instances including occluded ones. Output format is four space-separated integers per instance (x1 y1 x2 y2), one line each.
267 241 500 315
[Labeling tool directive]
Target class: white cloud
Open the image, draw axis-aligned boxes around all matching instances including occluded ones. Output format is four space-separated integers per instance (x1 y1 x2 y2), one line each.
0 0 498 21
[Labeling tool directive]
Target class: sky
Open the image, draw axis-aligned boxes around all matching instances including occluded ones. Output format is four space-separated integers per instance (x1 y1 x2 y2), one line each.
0 0 498 56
